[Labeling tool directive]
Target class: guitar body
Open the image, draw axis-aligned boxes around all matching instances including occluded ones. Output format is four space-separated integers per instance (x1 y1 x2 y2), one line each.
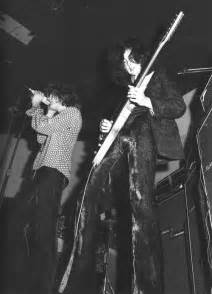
93 72 155 166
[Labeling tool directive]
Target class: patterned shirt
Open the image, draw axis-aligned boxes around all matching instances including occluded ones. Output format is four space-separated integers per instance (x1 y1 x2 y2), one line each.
26 105 82 181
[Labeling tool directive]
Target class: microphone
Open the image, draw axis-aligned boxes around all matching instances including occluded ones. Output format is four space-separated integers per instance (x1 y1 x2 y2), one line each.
28 88 36 95
27 87 50 105
178 67 212 75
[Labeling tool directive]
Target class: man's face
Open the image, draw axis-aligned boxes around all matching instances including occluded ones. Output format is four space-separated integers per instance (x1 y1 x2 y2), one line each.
123 48 141 78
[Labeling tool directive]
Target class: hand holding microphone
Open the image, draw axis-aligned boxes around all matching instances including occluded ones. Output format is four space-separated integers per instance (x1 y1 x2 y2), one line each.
29 88 50 107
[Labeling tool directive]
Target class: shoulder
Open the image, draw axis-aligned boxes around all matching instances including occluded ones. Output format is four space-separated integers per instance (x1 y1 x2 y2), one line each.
153 66 179 83
65 106 82 117
153 66 169 81
66 107 82 128
151 66 180 91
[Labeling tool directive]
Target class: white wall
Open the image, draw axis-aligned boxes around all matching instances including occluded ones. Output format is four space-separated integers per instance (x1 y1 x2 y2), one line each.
155 89 196 183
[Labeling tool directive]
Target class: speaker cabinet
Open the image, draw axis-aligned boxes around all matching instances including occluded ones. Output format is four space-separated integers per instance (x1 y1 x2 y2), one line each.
155 167 208 294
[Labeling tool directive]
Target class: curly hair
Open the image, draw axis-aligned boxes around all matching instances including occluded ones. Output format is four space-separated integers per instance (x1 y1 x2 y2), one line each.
106 37 149 86
44 82 81 109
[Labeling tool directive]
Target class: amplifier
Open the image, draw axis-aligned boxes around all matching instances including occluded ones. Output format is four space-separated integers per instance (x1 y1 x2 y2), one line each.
155 166 208 294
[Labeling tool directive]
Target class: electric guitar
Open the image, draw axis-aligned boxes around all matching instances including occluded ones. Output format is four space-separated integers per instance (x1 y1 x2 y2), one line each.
93 11 184 167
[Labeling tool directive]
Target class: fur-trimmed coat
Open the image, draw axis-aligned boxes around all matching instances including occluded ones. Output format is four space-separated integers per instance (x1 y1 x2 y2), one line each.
106 67 186 161
59 68 186 294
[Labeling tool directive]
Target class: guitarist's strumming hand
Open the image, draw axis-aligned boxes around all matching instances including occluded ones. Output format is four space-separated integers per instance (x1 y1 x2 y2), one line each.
127 85 153 111
100 119 113 133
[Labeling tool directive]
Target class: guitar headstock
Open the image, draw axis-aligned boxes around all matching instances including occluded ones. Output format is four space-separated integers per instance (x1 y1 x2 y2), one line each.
160 11 184 45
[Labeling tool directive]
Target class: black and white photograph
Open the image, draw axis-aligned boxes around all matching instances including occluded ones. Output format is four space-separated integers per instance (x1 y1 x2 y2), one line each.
1 1 212 294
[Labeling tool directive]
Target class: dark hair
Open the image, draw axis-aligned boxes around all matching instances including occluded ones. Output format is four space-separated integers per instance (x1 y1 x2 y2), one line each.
44 82 81 109
106 37 149 86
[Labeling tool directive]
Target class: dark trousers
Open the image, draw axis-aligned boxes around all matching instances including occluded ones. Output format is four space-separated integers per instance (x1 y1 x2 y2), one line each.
24 166 66 294
66 128 164 294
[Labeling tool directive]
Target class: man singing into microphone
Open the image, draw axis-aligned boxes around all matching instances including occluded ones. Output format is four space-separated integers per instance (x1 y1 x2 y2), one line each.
25 82 82 294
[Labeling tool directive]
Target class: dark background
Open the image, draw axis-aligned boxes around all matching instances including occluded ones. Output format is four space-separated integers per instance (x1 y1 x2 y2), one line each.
1 2 212 293
1 0 212 133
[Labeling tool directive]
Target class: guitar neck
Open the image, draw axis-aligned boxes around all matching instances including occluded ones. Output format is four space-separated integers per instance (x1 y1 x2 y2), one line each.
136 44 163 88
136 11 184 88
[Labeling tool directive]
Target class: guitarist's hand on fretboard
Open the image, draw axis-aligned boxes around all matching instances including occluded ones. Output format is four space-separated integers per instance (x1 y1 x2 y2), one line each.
127 85 153 110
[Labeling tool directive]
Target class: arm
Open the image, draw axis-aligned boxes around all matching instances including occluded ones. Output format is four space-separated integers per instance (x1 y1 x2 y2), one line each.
25 89 50 134
29 107 81 135
149 69 186 119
